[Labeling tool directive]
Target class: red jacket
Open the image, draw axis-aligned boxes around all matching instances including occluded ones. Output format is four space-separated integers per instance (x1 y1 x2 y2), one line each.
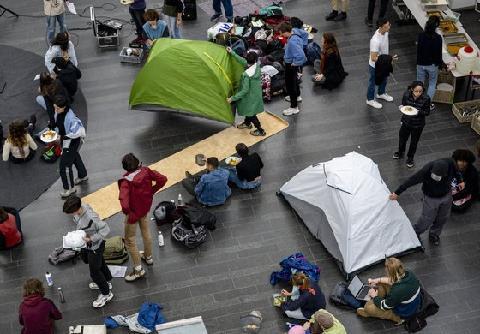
118 166 167 224
0 213 22 249
19 295 62 334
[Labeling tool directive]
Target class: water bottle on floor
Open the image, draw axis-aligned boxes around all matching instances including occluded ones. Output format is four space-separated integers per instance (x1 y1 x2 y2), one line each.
45 272 54 287
177 194 184 207
58 287 65 303
158 231 164 247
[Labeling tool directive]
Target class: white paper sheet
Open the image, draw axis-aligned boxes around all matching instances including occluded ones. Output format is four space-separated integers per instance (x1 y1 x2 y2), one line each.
67 2 77 15
107 265 128 278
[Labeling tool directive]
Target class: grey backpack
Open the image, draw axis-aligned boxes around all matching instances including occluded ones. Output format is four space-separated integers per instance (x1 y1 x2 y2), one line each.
48 247 79 265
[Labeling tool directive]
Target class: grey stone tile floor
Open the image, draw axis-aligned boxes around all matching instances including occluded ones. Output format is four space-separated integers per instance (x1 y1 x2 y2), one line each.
0 0 480 333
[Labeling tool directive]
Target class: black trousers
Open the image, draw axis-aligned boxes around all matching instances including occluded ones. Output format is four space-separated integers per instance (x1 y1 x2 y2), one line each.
244 115 263 131
398 123 424 159
87 241 112 295
285 63 300 108
129 7 146 37
60 138 87 190
367 0 389 21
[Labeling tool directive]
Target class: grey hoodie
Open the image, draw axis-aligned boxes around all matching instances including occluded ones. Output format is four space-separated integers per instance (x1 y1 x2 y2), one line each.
73 204 110 251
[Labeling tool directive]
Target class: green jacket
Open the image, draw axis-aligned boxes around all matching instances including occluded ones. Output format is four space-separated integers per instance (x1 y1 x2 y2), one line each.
310 309 346 334
230 51 264 117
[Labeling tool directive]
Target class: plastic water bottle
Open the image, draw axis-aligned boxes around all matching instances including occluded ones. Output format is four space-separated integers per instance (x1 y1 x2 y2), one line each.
158 231 165 247
57 287 65 303
45 272 54 287
177 194 184 207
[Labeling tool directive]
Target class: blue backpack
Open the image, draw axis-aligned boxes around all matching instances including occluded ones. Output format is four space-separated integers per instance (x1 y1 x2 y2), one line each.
305 41 321 65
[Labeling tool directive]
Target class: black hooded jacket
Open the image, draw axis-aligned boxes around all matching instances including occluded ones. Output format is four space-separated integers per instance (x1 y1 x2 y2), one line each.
401 89 431 128
375 54 393 85
54 61 81 99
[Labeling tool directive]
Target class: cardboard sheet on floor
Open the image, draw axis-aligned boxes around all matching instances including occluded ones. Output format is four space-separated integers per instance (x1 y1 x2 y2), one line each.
155 316 207 333
82 111 288 220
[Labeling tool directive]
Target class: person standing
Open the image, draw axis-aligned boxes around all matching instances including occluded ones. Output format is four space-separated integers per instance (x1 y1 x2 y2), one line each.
389 158 464 246
129 0 147 43
227 49 266 136
393 81 430 168
366 19 394 109
365 0 389 27
210 0 233 23
278 22 306 116
52 95 88 198
63 196 113 308
44 0 67 44
416 15 442 111
163 0 183 39
118 153 167 282
19 278 62 334
325 0 349 21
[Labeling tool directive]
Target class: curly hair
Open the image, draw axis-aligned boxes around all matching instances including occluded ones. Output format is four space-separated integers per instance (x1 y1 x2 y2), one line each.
452 149 476 164
7 121 28 157
144 9 160 21
23 278 45 297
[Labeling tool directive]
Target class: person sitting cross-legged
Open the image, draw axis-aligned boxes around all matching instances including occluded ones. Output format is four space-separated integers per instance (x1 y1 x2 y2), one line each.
183 157 231 206
357 257 421 325
228 143 263 189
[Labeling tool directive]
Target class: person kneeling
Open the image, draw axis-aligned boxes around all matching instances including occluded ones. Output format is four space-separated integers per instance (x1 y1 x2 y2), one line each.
228 143 263 189
312 33 347 90
451 149 478 213
0 207 22 250
63 195 113 308
183 157 231 206
357 257 421 325
280 272 326 320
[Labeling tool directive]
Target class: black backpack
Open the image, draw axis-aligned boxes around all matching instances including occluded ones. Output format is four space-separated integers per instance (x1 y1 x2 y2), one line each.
171 218 208 249
329 282 351 308
181 205 216 230
182 0 197 21
153 201 180 225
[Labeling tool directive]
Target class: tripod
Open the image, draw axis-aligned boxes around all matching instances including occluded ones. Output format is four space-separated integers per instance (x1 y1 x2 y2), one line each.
0 5 19 18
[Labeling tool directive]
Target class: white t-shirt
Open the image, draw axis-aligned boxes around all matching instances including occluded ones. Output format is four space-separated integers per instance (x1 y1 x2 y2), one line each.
369 29 389 68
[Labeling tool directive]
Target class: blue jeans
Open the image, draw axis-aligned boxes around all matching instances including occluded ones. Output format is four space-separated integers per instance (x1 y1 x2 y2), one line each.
367 65 387 101
416 64 438 100
227 169 261 189
166 15 182 39
213 0 233 19
46 14 67 44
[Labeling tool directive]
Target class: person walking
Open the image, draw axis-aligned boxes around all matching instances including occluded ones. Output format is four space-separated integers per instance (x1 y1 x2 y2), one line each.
389 158 464 246
19 278 62 334
63 196 113 308
393 81 430 168
278 22 306 116
325 0 349 21
44 0 67 44
52 95 88 198
227 49 266 136
366 19 395 109
163 0 183 39
129 0 147 44
416 15 442 111
118 153 167 282
365 0 389 27
210 0 233 22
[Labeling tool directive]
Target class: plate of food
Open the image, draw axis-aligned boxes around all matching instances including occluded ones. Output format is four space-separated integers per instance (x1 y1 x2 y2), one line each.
225 156 242 166
400 106 418 116
40 129 58 143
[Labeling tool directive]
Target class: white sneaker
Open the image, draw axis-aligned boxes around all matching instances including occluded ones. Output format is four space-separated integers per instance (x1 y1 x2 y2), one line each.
60 187 77 198
282 107 300 116
92 292 113 308
376 93 393 102
284 96 302 102
89 282 112 290
139 251 154 265
74 176 89 185
366 99 382 109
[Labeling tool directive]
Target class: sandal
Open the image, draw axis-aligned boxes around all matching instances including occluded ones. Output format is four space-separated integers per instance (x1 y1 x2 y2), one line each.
236 122 252 129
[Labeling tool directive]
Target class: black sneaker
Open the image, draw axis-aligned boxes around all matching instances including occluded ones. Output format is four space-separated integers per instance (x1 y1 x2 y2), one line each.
334 12 347 21
325 10 338 21
210 13 221 21
430 103 435 112
365 18 373 27
429 235 440 246
393 152 404 159
406 158 415 168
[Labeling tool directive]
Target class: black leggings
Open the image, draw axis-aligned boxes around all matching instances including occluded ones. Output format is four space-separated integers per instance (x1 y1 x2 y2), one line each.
129 7 146 37
285 63 300 108
398 124 423 159
86 241 112 295
367 0 389 21
244 115 263 131
60 138 87 190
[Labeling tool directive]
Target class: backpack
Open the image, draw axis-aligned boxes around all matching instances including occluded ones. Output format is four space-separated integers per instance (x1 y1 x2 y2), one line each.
48 247 79 265
153 201 180 225
171 218 208 249
329 282 365 309
404 316 427 333
181 205 217 230
41 142 62 163
103 236 129 265
305 41 321 65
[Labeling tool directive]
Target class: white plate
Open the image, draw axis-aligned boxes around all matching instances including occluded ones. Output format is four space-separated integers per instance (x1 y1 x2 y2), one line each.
40 130 58 143
225 156 242 165
400 106 418 116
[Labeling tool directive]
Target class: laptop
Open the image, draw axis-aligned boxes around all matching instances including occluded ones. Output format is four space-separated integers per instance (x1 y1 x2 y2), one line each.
348 275 371 301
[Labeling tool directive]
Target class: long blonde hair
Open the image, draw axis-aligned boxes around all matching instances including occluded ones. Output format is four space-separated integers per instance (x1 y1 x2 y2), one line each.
385 257 405 283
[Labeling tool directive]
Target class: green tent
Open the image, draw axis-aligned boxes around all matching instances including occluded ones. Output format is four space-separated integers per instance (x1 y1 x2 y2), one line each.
129 39 245 124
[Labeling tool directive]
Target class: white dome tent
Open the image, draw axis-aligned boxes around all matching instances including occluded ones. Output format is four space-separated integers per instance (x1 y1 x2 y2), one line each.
279 152 422 278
